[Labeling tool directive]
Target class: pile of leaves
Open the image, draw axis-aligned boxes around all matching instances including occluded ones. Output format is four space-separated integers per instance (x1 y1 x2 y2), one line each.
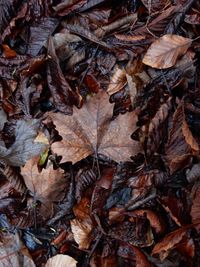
1 0 200 266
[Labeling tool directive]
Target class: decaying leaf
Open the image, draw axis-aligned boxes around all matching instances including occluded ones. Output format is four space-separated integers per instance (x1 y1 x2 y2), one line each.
186 164 200 183
21 157 66 208
0 231 35 267
107 66 126 96
45 254 77 267
142 34 192 69
147 99 172 156
49 91 141 164
165 103 199 173
191 184 200 223
47 37 82 114
117 242 152 267
0 164 27 194
0 119 48 166
70 218 93 250
152 227 194 261
127 209 166 235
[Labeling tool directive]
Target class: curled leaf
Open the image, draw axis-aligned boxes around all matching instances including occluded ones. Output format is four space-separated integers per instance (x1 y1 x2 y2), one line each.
70 218 93 250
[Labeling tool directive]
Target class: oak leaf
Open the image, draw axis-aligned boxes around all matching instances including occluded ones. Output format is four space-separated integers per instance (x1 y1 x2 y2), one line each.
142 34 192 69
49 91 141 164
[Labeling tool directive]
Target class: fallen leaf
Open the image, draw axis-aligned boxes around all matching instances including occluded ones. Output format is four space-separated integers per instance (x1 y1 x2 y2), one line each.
0 232 35 267
117 242 152 267
0 119 48 166
142 34 192 69
186 164 200 183
47 37 82 114
165 103 199 173
107 66 126 96
152 227 192 260
49 91 141 164
21 157 66 209
127 209 166 235
191 184 200 223
70 218 93 250
45 254 77 267
2 44 17 58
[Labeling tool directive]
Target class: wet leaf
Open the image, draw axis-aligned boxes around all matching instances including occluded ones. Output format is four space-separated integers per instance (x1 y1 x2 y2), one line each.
49 90 141 164
47 37 82 114
152 227 194 261
0 119 48 166
143 34 192 69
165 103 199 173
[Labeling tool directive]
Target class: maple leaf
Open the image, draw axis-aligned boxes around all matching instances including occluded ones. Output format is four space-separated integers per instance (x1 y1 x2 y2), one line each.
142 34 192 69
21 157 66 212
48 91 141 164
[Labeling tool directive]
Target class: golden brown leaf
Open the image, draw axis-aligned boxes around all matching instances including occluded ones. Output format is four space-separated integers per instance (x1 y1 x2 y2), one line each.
128 209 166 235
45 254 77 267
142 34 192 69
107 66 126 96
21 157 66 208
49 91 141 164
165 103 199 173
152 228 193 260
70 218 93 250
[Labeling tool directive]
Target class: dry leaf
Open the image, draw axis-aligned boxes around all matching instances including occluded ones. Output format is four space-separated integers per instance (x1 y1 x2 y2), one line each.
191 185 200 223
128 209 166 235
0 119 48 167
49 91 141 164
21 157 66 207
107 67 126 96
152 228 193 261
0 232 35 267
45 254 77 267
142 34 192 69
165 103 199 173
70 218 93 250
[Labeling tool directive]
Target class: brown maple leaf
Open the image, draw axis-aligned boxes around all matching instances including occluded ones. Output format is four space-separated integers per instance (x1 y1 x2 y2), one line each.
21 157 66 214
48 91 141 164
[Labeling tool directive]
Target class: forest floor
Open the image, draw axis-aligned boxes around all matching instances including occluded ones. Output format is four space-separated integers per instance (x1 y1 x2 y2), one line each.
0 0 200 266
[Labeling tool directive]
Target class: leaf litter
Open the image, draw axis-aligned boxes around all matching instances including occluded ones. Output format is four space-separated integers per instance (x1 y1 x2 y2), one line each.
0 0 200 266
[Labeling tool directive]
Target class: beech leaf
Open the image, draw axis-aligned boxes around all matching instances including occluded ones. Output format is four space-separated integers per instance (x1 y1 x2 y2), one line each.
142 34 192 69
49 91 141 164
45 254 77 267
